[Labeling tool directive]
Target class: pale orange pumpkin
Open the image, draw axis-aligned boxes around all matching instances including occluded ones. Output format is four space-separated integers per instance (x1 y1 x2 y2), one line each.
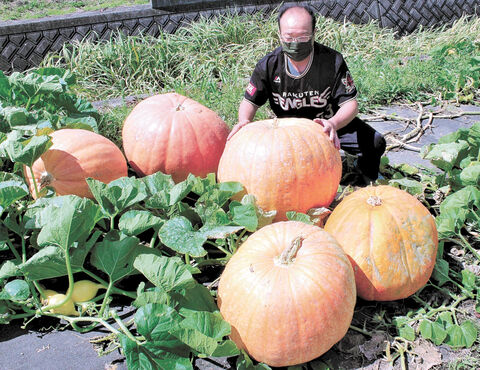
217 118 341 221
324 185 438 301
24 129 127 199
217 221 356 367
122 93 229 182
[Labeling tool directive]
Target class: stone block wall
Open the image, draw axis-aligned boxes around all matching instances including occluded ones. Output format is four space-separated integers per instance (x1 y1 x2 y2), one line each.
0 1 478 73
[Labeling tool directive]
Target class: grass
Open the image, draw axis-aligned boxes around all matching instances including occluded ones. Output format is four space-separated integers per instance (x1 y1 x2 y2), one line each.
0 0 148 22
41 11 480 131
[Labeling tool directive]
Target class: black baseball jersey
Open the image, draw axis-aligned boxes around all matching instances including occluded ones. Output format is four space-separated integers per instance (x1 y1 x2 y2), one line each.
244 42 357 120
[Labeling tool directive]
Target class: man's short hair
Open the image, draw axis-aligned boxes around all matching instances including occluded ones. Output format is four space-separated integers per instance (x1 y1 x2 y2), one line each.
277 4 316 32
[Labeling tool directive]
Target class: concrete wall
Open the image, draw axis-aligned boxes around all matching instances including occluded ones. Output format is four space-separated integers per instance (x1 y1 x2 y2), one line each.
1 1 478 73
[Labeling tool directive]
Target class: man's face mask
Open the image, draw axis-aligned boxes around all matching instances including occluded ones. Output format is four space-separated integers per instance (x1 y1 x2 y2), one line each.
280 36 313 61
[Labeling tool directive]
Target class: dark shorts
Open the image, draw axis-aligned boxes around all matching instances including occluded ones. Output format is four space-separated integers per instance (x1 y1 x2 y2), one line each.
337 117 386 180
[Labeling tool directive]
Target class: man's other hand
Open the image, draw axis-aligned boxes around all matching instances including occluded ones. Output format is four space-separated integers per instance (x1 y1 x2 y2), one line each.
227 120 250 141
313 118 340 149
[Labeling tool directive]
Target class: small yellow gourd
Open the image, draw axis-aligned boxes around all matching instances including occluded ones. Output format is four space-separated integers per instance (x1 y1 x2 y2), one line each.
46 294 78 316
67 280 106 303
40 289 59 304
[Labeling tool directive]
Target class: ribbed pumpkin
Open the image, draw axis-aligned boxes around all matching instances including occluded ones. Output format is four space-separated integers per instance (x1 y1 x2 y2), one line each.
217 118 342 221
324 185 438 301
122 93 229 182
24 129 127 199
217 221 356 367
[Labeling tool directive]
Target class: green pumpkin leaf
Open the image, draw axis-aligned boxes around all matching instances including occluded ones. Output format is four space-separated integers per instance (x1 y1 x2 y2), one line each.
421 141 470 171
0 279 30 302
1 106 29 127
36 195 103 251
432 258 451 286
142 171 176 195
118 210 164 236
196 181 244 208
437 312 454 329
0 132 52 167
0 172 29 214
133 254 195 293
389 178 424 195
178 309 231 339
87 177 147 218
119 333 192 370
135 304 184 344
241 194 276 229
91 232 160 283
211 340 240 357
0 260 21 281
169 179 194 206
199 224 244 239
133 284 169 308
419 319 447 345
286 211 314 224
173 283 218 313
445 321 478 348
236 350 272 370
459 164 480 186
21 244 92 280
170 327 219 356
461 269 477 292
229 201 258 232
159 216 208 257
440 185 480 213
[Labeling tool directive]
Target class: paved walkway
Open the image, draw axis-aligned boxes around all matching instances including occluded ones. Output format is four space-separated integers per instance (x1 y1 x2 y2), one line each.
364 103 480 170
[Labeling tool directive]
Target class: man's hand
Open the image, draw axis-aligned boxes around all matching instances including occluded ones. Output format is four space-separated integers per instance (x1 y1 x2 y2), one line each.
313 118 340 149
227 120 250 141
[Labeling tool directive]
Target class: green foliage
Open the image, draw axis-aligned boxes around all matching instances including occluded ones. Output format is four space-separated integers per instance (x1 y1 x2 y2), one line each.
42 14 480 127
0 67 270 368
375 122 480 354
0 0 148 21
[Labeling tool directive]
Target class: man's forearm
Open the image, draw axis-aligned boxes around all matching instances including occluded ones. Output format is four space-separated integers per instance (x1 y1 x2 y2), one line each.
238 98 258 124
327 99 359 131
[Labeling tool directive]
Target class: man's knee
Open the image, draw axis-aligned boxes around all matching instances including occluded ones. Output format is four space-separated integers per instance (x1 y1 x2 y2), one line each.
373 131 386 156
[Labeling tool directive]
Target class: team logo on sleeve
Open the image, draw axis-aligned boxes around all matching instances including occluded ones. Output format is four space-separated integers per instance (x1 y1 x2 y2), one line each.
246 82 257 96
341 72 355 93
273 76 281 83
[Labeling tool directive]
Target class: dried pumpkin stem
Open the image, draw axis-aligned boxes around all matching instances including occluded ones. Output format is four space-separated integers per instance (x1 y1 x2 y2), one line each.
39 171 54 187
276 236 304 265
367 196 382 206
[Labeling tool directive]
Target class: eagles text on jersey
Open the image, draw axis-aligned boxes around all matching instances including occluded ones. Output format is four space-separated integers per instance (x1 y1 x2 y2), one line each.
244 42 358 120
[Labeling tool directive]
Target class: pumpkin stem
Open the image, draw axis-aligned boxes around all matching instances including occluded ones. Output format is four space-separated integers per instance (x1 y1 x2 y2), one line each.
39 171 54 188
275 236 304 266
176 103 185 111
367 196 382 206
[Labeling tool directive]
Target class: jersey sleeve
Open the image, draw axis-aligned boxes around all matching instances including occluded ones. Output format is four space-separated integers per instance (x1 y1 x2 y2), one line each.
331 55 358 106
244 59 269 107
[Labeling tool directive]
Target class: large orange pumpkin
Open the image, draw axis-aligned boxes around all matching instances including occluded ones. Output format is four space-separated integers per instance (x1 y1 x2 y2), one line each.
217 118 341 221
217 221 356 367
324 185 438 301
122 93 229 182
24 129 127 199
